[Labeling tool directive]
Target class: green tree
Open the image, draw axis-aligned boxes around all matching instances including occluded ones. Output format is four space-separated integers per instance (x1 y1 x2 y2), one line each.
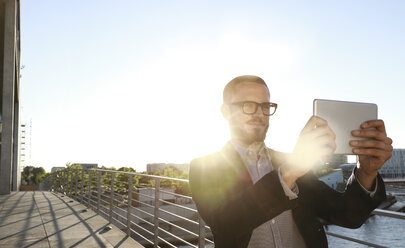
158 166 191 196
22 166 46 185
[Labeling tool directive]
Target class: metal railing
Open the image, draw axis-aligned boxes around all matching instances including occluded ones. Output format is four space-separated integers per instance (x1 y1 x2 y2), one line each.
50 168 405 248
50 168 213 248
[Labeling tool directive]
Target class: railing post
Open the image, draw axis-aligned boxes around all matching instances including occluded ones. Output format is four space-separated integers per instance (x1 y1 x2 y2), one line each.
75 169 78 200
59 171 62 192
88 169 92 207
198 215 206 248
63 170 66 194
127 175 133 236
52 173 55 192
70 170 73 196
56 171 59 192
67 170 71 197
109 172 115 223
153 178 160 248
81 169 85 203
66 170 68 195
97 171 101 214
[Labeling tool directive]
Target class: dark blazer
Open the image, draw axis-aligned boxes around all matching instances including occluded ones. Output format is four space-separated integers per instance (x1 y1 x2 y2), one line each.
189 143 386 248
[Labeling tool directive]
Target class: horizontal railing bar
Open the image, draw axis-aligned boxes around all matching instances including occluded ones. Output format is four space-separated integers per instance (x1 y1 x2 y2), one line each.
205 238 214 244
89 194 98 200
130 207 155 219
112 208 128 218
157 235 177 248
158 208 199 226
113 217 127 230
158 199 197 212
99 198 109 206
157 226 196 248
114 180 129 185
131 191 156 200
133 184 155 190
88 198 97 205
130 199 155 209
99 188 112 193
112 191 126 199
129 220 155 236
129 212 155 227
90 168 189 183
159 188 192 200
98 208 109 218
113 189 128 194
129 228 155 246
111 211 128 226
98 205 108 213
326 231 387 248
113 198 126 205
372 209 405 220
157 216 199 238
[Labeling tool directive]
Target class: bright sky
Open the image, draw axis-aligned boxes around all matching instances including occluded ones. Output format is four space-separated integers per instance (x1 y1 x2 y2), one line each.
20 1 405 172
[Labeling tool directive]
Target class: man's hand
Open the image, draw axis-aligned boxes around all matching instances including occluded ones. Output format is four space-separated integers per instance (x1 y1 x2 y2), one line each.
350 120 393 190
281 116 336 187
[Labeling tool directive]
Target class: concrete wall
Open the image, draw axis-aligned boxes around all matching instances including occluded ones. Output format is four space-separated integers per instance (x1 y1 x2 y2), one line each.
0 0 20 195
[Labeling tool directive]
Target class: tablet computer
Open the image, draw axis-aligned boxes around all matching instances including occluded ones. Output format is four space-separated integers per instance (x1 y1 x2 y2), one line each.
313 99 378 154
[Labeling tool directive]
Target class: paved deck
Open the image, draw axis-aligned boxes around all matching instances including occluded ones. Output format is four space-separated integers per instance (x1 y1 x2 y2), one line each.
0 191 144 248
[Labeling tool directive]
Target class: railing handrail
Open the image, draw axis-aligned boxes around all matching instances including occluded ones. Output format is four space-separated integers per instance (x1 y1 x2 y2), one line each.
95 168 189 183
62 168 190 183
372 208 405 220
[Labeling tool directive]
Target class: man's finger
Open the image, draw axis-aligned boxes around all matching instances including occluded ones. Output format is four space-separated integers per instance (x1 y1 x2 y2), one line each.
349 140 393 151
361 119 387 135
301 126 335 143
351 129 390 142
352 148 392 160
302 116 328 134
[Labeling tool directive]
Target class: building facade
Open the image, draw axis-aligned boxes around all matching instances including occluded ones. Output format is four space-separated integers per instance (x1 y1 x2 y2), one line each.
72 163 98 170
379 149 405 179
0 0 21 194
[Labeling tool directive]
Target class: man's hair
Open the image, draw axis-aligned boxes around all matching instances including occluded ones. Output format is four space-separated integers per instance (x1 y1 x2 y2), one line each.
223 75 269 104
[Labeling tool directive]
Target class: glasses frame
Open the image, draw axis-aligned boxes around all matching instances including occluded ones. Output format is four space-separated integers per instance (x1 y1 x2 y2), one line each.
230 101 278 116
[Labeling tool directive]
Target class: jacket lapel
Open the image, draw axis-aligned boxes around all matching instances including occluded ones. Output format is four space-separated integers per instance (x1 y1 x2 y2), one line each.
220 142 253 187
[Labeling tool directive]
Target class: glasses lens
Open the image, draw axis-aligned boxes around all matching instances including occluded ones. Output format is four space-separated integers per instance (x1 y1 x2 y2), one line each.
243 102 257 114
262 103 271 115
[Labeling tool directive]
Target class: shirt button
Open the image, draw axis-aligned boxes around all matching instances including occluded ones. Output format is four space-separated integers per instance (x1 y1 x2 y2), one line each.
271 219 275 224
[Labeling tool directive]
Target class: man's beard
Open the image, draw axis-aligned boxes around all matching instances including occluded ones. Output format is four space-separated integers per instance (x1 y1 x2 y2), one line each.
231 118 269 145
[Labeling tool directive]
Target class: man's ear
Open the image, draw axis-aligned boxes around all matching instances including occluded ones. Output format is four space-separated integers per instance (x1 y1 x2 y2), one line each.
221 104 231 120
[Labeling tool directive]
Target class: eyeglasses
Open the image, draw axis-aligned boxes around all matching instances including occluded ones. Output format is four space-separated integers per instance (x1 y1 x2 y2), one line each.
230 101 278 116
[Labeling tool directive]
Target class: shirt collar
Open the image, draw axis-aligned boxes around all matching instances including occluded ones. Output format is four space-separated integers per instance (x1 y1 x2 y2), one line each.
230 140 270 161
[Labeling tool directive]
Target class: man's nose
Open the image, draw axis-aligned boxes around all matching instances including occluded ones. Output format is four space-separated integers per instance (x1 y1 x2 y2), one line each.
253 105 265 116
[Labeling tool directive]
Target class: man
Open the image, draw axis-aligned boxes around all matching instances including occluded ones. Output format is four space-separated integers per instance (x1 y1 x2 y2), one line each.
189 75 392 248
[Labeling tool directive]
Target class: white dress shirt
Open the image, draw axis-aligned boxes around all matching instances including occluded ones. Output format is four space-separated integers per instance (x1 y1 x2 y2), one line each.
231 141 307 248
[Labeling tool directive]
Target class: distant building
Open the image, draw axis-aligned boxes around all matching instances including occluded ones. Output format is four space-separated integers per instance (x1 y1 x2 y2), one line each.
72 163 98 170
319 169 345 191
51 167 65 173
336 149 405 180
379 149 405 178
147 163 189 174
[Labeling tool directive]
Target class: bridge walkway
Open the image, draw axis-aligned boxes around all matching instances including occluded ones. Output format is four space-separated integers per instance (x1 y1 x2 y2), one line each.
0 191 144 248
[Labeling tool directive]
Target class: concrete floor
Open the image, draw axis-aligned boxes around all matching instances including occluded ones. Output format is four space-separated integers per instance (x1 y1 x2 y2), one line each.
0 191 144 248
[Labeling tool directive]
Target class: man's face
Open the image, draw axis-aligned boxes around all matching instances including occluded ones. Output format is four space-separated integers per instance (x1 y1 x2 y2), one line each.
225 82 270 146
